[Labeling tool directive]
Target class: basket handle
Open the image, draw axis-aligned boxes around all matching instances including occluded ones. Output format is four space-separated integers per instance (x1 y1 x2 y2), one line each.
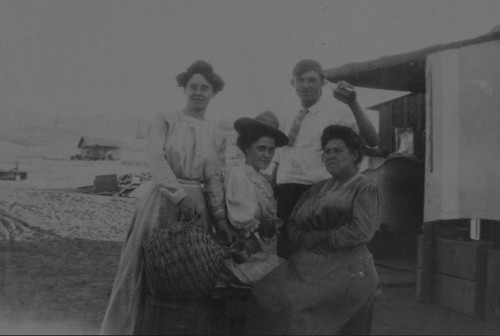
168 217 202 235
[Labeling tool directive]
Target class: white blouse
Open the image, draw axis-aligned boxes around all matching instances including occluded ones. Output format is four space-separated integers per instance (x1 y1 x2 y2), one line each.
146 110 227 221
225 161 279 236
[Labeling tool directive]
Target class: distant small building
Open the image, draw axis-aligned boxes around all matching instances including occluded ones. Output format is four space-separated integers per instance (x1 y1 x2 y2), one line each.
77 136 121 160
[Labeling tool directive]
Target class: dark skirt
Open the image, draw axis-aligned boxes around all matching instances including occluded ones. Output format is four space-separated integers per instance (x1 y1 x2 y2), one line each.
245 244 379 335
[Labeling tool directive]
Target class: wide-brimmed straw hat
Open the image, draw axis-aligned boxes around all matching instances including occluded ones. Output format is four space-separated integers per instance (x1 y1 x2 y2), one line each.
234 111 289 147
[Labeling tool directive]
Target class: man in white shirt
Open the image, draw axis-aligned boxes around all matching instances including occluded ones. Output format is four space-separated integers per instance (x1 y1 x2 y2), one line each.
274 59 379 259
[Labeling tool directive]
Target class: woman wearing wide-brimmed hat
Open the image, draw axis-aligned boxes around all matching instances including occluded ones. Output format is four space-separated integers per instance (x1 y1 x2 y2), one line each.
219 111 288 286
100 60 238 335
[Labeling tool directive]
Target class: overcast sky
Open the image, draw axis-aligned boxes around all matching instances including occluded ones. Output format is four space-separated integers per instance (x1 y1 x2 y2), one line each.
1 0 500 131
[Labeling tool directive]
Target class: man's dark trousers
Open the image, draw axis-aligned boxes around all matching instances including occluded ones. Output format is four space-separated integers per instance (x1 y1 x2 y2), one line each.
275 183 311 259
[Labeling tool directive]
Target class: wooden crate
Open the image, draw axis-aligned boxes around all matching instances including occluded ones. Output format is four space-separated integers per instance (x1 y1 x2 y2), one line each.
434 237 491 281
485 248 500 320
415 235 423 300
94 174 119 193
433 237 492 317
433 273 484 316
416 235 494 316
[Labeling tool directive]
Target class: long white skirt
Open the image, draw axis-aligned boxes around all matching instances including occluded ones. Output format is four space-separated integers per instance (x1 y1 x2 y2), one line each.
100 181 212 335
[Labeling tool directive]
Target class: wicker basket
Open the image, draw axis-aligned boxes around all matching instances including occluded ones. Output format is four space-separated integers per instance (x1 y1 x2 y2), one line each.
142 221 230 301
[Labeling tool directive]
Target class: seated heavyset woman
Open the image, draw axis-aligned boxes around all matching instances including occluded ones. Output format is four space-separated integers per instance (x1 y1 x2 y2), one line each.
100 60 237 335
221 111 289 286
245 125 383 335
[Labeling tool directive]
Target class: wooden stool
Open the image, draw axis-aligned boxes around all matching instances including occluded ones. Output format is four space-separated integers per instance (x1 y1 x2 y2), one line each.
211 287 252 335
141 296 210 335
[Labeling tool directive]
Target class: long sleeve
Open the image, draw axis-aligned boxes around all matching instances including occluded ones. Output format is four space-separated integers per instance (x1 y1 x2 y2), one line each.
328 184 382 248
204 133 228 222
287 186 315 248
146 113 186 204
225 164 260 234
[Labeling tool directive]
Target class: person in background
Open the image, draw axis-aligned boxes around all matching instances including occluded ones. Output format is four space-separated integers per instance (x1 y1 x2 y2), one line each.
100 60 237 335
246 125 382 335
273 58 380 259
222 111 288 286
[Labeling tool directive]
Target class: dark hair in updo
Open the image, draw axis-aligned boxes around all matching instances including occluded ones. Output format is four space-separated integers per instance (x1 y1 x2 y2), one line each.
176 60 225 94
321 125 363 165
236 128 275 155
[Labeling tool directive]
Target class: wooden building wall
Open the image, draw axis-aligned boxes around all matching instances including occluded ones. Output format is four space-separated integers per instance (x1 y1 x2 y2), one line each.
377 93 426 160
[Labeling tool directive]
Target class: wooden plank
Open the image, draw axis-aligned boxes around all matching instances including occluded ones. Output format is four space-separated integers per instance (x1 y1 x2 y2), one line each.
393 99 405 128
415 267 422 301
402 95 409 127
409 93 425 160
434 237 492 281
378 105 394 154
433 273 485 317
485 248 500 320
417 223 435 302
416 235 423 269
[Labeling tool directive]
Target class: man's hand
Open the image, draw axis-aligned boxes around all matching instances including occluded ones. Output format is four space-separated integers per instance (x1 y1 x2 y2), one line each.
328 79 380 147
332 80 357 105
177 196 201 221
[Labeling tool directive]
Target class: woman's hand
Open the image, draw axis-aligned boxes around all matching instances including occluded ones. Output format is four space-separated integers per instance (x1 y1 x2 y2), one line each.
312 245 331 255
258 218 280 239
216 218 238 243
177 196 201 221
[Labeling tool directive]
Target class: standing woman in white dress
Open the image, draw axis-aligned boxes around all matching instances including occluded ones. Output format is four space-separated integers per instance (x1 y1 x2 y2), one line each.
100 60 237 335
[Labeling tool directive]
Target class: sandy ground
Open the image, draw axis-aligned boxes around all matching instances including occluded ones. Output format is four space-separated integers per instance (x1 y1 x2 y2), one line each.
0 239 122 335
0 184 137 242
0 155 499 335
0 153 144 334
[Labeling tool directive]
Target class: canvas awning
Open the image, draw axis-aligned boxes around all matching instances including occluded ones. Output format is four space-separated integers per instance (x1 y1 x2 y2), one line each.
324 31 500 93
